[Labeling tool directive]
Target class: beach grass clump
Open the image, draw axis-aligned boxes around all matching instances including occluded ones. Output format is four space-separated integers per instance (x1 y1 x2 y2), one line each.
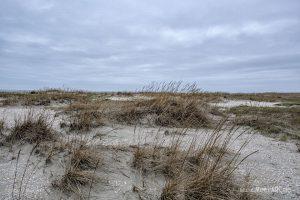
132 122 254 200
6 111 55 144
70 144 101 170
65 110 104 131
52 166 96 193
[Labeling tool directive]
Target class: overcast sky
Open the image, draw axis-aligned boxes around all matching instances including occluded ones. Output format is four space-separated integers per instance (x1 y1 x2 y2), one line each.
0 0 299 92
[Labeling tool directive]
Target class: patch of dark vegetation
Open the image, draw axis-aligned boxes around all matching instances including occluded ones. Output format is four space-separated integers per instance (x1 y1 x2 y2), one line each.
1 97 19 106
209 106 225 116
0 89 90 106
63 110 105 131
70 143 101 170
52 166 97 194
229 106 300 139
6 111 56 144
115 91 134 96
0 119 4 136
221 92 300 103
275 100 300 107
109 82 213 127
235 117 284 134
153 98 210 128
113 102 147 125
114 97 211 128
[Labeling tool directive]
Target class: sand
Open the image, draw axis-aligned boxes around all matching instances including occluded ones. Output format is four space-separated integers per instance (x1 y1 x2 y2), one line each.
210 100 281 108
0 106 299 199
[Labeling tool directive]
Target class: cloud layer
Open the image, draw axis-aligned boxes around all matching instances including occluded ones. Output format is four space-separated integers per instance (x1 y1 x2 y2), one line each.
0 0 300 92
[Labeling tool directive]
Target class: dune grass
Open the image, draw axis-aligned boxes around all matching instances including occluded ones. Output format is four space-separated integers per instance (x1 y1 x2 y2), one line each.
51 140 101 196
4 84 295 199
70 143 102 170
229 106 300 139
0 119 4 135
114 82 211 128
0 89 89 106
52 166 97 194
132 121 255 200
6 111 56 144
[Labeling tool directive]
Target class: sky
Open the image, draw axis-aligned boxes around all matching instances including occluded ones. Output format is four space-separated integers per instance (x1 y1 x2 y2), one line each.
0 0 300 92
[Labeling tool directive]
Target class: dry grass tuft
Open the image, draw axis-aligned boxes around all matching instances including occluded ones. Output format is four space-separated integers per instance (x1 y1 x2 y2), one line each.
114 97 210 128
0 119 4 135
53 166 96 193
133 122 255 200
52 140 101 196
6 111 56 144
111 82 211 128
71 144 101 170
65 110 104 131
152 98 210 128
132 138 183 176
114 103 146 125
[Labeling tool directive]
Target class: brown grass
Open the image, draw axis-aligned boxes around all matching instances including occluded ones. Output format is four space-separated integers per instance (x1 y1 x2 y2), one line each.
229 106 300 138
110 82 212 128
62 101 108 131
52 140 101 196
235 116 283 134
153 98 210 128
132 122 255 200
65 110 104 131
0 119 4 135
114 97 210 128
70 144 101 170
52 166 96 193
6 111 56 144
221 92 300 102
0 89 89 106
114 102 147 125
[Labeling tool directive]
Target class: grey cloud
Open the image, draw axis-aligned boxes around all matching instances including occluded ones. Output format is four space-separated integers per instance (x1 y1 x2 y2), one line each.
0 0 299 91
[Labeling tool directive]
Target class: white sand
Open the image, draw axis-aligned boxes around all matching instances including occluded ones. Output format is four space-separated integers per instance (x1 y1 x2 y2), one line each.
107 95 152 101
210 100 281 108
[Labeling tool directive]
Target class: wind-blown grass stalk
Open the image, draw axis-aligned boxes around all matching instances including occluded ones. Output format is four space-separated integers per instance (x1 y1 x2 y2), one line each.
17 144 38 200
12 149 21 199
132 118 256 199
